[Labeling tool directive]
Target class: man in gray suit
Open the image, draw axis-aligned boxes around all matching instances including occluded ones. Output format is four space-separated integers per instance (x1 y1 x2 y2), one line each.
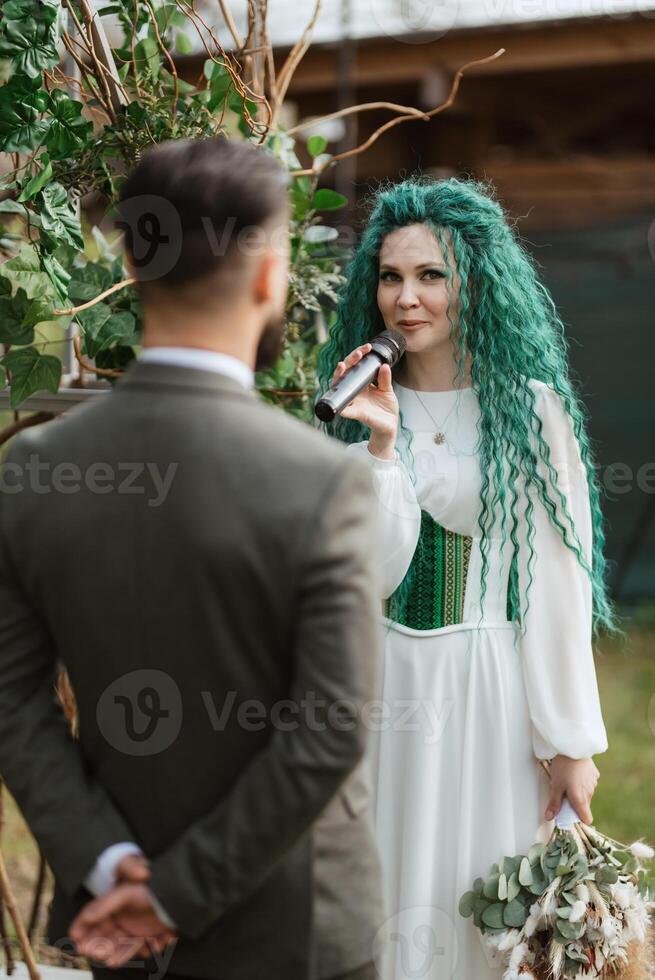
0 137 385 980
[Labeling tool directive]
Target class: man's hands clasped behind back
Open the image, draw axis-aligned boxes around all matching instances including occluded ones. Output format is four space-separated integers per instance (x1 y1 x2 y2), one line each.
70 853 178 969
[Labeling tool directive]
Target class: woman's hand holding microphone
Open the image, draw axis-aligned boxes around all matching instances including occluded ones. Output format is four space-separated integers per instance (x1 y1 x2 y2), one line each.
332 343 400 460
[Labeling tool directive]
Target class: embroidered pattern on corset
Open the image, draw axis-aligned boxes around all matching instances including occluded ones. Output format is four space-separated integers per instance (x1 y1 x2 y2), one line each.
385 510 471 629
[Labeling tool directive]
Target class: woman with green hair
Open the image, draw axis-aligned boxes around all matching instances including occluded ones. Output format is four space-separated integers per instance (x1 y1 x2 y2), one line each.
316 176 614 978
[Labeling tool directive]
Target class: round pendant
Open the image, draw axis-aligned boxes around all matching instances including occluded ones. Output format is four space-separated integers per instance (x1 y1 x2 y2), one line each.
434 432 446 445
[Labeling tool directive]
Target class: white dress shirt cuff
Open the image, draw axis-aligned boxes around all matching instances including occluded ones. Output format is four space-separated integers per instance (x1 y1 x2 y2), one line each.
84 842 143 896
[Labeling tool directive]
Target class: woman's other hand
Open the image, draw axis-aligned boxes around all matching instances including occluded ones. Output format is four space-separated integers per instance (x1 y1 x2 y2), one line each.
545 755 600 825
332 343 400 459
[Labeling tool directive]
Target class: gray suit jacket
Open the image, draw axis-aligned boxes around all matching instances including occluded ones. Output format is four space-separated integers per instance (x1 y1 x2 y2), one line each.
0 360 386 979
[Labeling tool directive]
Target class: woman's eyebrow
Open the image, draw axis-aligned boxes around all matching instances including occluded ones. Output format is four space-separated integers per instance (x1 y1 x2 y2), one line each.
379 261 446 271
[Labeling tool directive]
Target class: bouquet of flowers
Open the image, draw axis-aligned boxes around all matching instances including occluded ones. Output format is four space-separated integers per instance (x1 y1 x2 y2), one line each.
459 783 655 979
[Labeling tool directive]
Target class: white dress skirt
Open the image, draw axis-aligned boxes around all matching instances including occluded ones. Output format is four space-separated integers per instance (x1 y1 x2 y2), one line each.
345 378 608 980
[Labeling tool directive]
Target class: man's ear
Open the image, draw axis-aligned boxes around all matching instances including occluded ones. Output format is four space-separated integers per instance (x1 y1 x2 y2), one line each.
252 251 277 305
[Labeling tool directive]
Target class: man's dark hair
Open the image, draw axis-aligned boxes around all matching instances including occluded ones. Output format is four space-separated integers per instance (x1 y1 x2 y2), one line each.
116 136 289 302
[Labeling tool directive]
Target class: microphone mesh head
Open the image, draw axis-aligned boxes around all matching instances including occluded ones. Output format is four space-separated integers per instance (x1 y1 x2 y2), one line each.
376 329 407 362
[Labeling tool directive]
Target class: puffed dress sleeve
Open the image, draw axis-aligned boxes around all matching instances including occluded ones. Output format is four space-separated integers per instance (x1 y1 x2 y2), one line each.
516 381 608 761
345 441 422 599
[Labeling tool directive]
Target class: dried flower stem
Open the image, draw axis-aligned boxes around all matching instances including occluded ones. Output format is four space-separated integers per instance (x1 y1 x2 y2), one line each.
291 48 506 177
0 849 40 980
53 277 135 316
142 0 180 115
272 0 321 124
73 335 125 378
27 851 47 942
65 0 119 122
61 32 108 116
286 100 428 137
174 0 270 134
78 0 127 113
217 0 243 48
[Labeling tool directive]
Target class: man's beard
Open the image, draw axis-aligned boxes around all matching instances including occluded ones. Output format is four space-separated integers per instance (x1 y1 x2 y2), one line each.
254 312 286 372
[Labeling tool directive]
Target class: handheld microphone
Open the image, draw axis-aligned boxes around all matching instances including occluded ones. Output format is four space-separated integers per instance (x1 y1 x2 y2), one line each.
314 329 406 424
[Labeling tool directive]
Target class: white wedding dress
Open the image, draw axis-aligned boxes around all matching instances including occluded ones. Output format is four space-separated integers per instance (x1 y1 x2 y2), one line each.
345 377 608 980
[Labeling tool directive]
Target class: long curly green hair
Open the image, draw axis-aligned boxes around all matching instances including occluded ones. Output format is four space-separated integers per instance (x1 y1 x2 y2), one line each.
317 176 618 638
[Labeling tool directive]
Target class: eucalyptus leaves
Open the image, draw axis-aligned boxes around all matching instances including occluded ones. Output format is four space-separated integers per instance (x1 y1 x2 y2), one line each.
459 824 655 978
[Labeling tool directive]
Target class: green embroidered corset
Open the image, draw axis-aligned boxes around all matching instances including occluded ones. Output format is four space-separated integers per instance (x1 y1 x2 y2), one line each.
384 509 518 630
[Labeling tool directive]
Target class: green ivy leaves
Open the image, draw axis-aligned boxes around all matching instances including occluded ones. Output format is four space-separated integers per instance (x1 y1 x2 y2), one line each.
0 77 94 161
202 59 254 119
78 304 138 359
0 240 73 407
67 261 113 302
0 1 348 420
18 154 53 200
68 261 141 361
0 0 62 78
0 72 50 153
134 36 160 80
1 239 70 309
311 188 347 211
41 251 71 302
0 286 58 345
0 183 82 301
2 243 53 296
1 345 61 408
0 288 37 345
45 89 93 159
0 252 139 405
38 183 84 251
307 135 327 158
